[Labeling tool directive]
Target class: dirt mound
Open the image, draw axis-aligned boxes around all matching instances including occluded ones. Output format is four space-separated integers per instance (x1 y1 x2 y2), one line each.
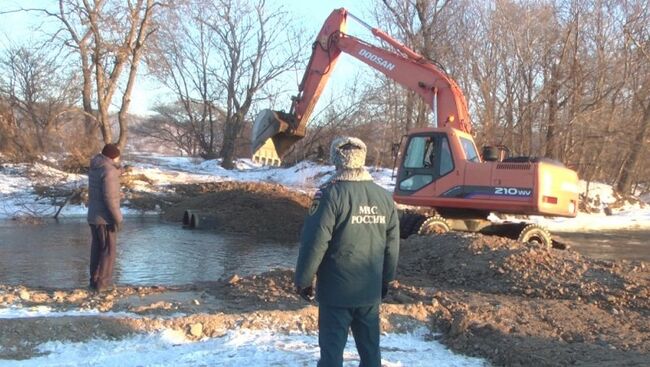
204 269 303 312
162 181 312 241
398 233 649 312
394 233 650 366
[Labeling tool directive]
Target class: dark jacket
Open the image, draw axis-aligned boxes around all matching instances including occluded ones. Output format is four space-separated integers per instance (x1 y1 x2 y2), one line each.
87 154 122 225
295 180 400 307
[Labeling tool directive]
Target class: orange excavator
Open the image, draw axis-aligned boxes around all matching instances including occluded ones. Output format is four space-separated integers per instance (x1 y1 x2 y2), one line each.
252 8 579 245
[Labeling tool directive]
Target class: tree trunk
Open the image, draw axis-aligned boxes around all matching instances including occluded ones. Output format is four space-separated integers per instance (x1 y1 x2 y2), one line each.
616 102 650 194
544 65 560 160
219 121 236 169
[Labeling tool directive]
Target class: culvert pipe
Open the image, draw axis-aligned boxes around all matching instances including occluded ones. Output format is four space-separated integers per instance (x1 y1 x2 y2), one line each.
182 210 194 227
189 212 219 229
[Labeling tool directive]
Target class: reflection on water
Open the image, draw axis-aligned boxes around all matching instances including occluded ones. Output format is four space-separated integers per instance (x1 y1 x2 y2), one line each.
1 218 647 289
0 217 298 288
555 230 650 262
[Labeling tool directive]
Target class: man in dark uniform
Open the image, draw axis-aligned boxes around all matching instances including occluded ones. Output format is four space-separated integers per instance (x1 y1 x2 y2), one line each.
295 136 400 367
87 143 123 292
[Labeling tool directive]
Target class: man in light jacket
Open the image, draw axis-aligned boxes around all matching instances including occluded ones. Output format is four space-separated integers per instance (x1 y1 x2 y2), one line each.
87 143 123 292
295 136 400 367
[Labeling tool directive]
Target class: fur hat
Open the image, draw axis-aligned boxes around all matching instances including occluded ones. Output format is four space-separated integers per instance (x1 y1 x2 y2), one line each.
101 143 121 159
328 136 372 182
330 136 367 169
330 136 367 170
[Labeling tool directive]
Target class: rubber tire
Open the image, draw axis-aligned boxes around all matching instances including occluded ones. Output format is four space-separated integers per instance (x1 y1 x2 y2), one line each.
417 215 451 235
517 224 552 248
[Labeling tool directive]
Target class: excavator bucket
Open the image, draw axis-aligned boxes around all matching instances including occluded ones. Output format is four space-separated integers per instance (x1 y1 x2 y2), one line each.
251 109 305 166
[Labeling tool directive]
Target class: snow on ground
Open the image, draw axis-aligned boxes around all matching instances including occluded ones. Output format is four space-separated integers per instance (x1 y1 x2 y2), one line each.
0 305 138 319
0 306 487 366
529 180 650 232
0 163 86 218
0 293 486 366
1 153 649 232
532 209 650 232
2 326 486 367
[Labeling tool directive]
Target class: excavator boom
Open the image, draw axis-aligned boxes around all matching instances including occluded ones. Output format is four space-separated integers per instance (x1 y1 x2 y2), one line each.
251 8 471 164
251 9 347 165
251 7 580 236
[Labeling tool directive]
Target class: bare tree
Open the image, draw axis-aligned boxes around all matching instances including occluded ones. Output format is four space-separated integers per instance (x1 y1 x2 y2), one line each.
24 0 162 150
616 1 650 194
136 102 216 156
375 0 453 131
147 0 224 158
201 0 305 169
0 45 79 154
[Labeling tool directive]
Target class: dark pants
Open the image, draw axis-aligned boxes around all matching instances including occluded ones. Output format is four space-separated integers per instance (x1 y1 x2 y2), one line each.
89 224 117 290
318 303 381 367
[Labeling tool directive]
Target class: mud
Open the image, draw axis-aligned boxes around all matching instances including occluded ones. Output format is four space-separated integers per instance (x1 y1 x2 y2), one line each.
160 181 311 242
1 182 649 366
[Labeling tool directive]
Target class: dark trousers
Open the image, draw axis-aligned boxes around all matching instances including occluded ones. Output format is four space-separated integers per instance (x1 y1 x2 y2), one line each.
318 303 381 367
89 224 117 290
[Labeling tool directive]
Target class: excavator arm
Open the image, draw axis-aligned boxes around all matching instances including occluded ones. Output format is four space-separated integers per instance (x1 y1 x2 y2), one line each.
252 8 471 165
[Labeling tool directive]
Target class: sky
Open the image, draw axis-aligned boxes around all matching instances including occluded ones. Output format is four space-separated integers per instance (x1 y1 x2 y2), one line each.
0 0 377 116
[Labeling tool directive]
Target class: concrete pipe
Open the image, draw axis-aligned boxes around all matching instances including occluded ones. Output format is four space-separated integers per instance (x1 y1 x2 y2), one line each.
190 212 219 230
182 210 194 227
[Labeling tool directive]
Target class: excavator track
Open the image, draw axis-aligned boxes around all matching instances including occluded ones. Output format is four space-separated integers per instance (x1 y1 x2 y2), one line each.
399 211 556 249
398 211 426 239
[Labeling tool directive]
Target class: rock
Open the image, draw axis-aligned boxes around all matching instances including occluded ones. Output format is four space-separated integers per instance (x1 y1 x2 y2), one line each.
19 290 31 301
449 312 470 337
523 288 534 296
30 292 50 303
52 291 66 302
188 323 203 338
227 275 241 285
210 329 226 338
67 290 87 303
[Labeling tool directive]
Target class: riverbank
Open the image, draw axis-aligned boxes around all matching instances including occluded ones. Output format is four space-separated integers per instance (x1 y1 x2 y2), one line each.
1 155 649 365
1 232 648 365
1 154 649 233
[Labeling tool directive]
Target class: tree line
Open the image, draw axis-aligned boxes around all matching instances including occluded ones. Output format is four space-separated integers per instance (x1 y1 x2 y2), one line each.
0 0 648 195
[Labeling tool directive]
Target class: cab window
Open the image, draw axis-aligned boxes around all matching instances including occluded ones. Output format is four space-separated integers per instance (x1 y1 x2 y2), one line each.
403 136 432 168
440 138 453 175
460 137 480 162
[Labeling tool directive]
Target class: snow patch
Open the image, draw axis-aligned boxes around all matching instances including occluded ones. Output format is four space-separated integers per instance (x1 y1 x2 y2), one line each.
1 154 649 230
2 327 487 367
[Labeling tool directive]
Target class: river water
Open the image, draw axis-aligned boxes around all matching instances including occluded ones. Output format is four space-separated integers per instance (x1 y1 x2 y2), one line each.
555 230 650 262
0 217 298 288
0 218 648 288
